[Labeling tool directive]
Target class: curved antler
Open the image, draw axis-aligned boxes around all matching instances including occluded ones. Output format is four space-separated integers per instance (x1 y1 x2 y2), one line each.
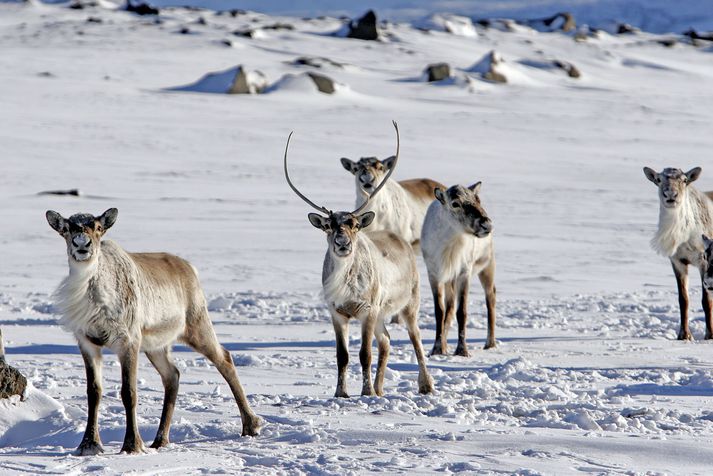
353 120 400 215
283 131 331 215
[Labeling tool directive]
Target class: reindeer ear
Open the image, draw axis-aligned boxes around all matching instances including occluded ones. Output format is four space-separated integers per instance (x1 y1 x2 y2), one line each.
685 167 702 184
643 167 659 184
46 210 67 234
434 187 446 204
703 234 713 250
357 211 375 229
382 155 397 171
468 181 482 194
308 213 330 231
98 208 118 231
340 158 357 174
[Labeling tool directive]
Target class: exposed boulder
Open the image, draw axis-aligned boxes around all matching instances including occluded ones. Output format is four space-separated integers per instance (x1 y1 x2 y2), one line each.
617 23 639 35
553 60 581 78
684 29 713 41
529 12 576 33
347 10 379 40
469 50 508 83
0 329 27 401
306 72 336 94
519 58 581 79
125 1 159 16
170 65 268 94
424 63 451 82
292 56 344 69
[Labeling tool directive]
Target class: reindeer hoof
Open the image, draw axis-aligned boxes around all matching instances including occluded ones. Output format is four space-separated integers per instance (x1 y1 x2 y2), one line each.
361 387 376 397
454 345 470 357
241 415 263 437
429 345 446 357
483 340 497 350
119 441 146 455
706 332 713 340
150 437 169 449
678 330 693 341
76 440 104 456
334 389 349 398
418 375 434 394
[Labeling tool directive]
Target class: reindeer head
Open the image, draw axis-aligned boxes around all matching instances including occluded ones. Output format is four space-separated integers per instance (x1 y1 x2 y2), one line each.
435 183 493 238
285 121 399 259
644 167 702 209
308 211 375 257
340 156 396 194
46 208 118 263
704 234 713 293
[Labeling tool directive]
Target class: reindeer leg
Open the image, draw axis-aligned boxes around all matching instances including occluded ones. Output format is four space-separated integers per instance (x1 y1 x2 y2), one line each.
702 275 713 340
672 260 692 340
429 280 447 356
373 319 390 396
402 295 434 394
331 310 350 398
117 342 145 454
444 281 457 349
479 260 497 350
454 274 471 357
76 338 104 456
145 347 180 449
184 310 262 437
359 315 377 396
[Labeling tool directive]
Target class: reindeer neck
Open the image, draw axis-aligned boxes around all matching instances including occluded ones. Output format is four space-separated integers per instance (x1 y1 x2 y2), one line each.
323 236 376 309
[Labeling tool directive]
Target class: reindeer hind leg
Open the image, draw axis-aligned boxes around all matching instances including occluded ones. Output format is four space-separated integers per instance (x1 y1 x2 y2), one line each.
145 347 180 449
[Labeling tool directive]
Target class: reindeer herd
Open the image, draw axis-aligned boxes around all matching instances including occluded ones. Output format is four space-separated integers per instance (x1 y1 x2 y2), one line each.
41 122 713 455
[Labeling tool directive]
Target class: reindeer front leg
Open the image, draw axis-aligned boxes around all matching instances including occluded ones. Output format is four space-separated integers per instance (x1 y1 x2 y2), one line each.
479 260 497 350
331 310 350 398
118 342 145 454
76 339 104 456
701 272 713 340
672 260 692 340
454 274 471 357
429 281 448 355
373 319 390 396
359 315 377 396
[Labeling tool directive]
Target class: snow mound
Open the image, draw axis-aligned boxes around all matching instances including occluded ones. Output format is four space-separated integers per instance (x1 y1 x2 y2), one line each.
468 50 537 85
416 14 478 37
266 72 347 95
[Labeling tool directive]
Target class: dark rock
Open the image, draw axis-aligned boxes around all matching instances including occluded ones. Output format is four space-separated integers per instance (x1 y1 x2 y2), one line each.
195 17 207 25
683 29 713 41
617 23 639 34
425 62 451 82
179 26 191 34
656 38 677 48
86 16 102 23
306 72 336 94
38 189 81 196
233 29 256 38
553 60 581 78
531 12 576 32
125 1 159 16
262 23 294 31
220 39 233 47
0 330 27 401
229 9 246 17
470 50 508 83
293 56 343 69
227 66 267 94
347 10 379 41
37 71 55 78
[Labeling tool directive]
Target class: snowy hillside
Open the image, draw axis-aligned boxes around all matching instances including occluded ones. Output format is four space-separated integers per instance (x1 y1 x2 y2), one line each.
2 1 713 474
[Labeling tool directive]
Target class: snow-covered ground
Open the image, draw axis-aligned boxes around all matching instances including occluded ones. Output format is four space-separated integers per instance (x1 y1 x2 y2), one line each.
2 1 713 474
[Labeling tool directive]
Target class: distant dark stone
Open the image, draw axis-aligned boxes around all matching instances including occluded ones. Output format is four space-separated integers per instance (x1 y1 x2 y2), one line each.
262 23 294 31
0 361 26 400
38 189 81 196
125 1 159 16
657 38 677 48
347 10 379 40
228 9 246 17
86 16 102 23
293 56 343 69
37 71 55 78
195 17 207 25
617 23 638 34
683 29 713 41
69 1 97 9
179 26 191 34
553 60 581 78
307 72 336 94
425 63 451 82
476 19 491 28
531 12 576 32
220 39 233 47
233 29 256 38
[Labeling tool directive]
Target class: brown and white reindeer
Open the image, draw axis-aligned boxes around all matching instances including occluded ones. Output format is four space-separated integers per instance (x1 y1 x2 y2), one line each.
703 235 713 295
340 156 445 247
644 166 713 340
284 121 433 397
421 182 496 356
46 209 261 455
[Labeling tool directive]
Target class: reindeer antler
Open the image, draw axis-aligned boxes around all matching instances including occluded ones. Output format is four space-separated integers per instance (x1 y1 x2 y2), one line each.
353 120 400 215
284 131 331 215
283 121 400 216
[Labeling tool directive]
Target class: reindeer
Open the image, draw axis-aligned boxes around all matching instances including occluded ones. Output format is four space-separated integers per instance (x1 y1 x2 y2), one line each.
644 166 713 340
284 121 433 397
46 209 261 455
703 235 713 295
340 156 444 247
421 182 496 356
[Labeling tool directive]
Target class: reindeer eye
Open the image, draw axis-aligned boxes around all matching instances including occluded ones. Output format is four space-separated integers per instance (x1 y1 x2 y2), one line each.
452 202 461 208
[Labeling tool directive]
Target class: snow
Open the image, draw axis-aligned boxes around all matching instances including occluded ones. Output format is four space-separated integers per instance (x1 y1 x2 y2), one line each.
2 0 713 474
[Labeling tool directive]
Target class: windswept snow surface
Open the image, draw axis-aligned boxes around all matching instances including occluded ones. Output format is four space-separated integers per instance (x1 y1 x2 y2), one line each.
2 1 713 474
